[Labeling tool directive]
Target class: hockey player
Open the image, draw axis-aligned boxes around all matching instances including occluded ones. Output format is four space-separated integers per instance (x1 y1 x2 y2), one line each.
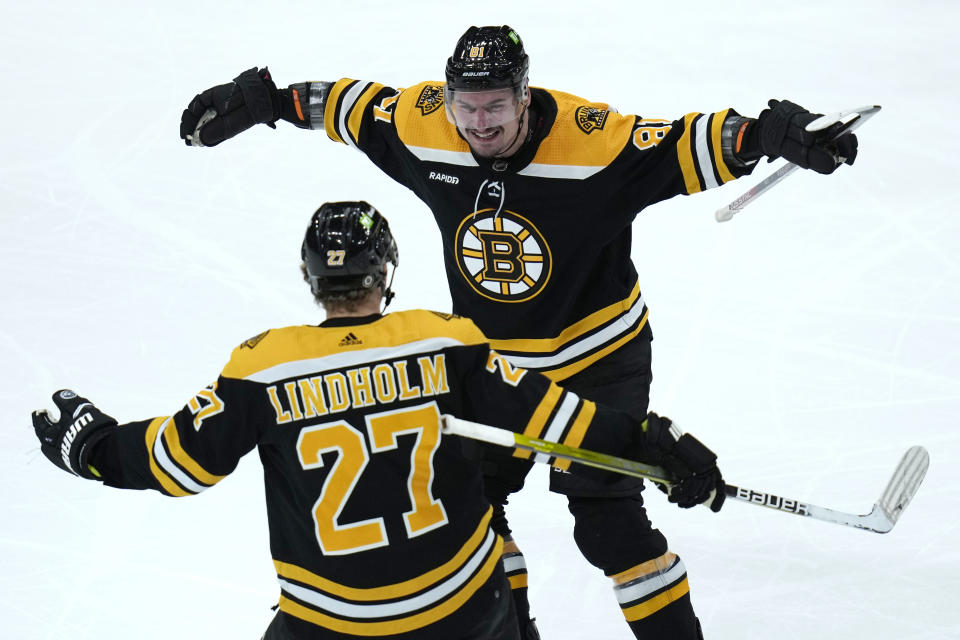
178 26 857 640
31 201 724 640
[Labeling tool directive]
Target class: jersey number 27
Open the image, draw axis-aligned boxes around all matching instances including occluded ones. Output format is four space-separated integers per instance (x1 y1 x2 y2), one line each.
296 402 448 555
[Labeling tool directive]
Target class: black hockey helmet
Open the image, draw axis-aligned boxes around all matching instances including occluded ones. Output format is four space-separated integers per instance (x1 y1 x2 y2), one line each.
445 25 529 94
302 201 398 303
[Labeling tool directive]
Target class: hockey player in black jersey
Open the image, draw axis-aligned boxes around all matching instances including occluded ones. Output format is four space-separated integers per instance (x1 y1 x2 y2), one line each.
178 25 857 640
32 201 724 640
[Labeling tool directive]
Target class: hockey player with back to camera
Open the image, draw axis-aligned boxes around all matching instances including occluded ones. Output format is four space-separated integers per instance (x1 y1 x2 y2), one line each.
31 201 723 640
178 25 858 640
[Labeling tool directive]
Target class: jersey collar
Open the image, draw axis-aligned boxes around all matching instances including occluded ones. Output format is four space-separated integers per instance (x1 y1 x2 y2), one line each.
319 313 383 328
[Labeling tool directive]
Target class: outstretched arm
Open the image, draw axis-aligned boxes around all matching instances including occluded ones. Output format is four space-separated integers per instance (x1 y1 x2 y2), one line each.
179 67 333 147
32 379 262 497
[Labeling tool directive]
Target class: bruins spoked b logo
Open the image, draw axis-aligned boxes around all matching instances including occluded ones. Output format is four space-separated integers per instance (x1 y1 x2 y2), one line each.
455 209 552 303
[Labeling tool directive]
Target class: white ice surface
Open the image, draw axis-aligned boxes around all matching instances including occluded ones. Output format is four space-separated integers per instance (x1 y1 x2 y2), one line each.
2 1 959 638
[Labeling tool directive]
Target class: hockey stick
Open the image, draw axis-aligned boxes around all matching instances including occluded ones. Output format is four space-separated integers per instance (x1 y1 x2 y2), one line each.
725 446 928 533
715 104 881 223
440 414 928 534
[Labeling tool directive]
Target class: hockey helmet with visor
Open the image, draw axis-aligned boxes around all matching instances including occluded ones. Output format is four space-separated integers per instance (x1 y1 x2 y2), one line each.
444 25 530 130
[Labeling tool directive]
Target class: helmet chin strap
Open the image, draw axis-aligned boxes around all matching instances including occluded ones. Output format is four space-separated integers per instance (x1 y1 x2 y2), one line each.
493 103 529 159
381 265 397 311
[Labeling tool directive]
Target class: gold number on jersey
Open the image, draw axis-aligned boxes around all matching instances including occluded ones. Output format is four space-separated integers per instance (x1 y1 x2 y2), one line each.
187 383 225 431
632 119 672 150
296 421 388 555
326 250 345 266
296 402 448 554
367 403 448 537
373 90 401 123
485 352 527 387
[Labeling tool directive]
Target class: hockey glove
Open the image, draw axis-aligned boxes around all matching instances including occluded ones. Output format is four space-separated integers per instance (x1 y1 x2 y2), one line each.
741 99 858 174
180 67 281 147
640 412 725 512
32 389 117 480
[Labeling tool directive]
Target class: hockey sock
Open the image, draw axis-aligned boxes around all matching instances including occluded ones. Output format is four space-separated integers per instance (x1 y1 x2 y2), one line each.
501 538 540 640
611 552 702 639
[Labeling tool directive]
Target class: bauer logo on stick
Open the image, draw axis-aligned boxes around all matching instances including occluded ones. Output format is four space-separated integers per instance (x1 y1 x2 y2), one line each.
736 487 809 515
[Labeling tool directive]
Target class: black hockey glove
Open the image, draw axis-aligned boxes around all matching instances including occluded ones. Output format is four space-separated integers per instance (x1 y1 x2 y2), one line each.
640 413 725 512
32 389 117 480
742 99 858 174
180 67 281 147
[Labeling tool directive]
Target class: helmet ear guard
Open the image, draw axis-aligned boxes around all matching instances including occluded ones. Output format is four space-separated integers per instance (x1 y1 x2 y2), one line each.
302 201 399 307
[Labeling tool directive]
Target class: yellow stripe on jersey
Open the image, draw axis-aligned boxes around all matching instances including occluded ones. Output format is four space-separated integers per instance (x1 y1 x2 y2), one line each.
278 536 503 636
677 112 701 195
144 417 189 497
513 382 564 459
711 108 736 184
221 310 488 382
273 507 493 601
552 400 597 471
324 79 355 144
541 308 649 382
488 282 640 354
161 418 226 487
347 82 385 146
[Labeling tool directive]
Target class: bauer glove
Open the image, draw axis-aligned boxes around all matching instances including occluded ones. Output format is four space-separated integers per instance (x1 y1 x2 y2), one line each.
740 99 858 174
180 67 281 147
32 389 117 479
640 412 725 512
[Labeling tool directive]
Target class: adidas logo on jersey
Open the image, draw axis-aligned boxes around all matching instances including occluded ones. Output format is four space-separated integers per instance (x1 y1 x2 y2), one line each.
339 332 363 347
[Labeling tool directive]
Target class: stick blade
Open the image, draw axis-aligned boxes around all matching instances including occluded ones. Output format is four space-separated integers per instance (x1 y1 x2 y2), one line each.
871 446 930 533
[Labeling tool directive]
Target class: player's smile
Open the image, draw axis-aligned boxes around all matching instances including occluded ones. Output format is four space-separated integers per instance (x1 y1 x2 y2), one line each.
446 86 528 158
466 127 501 143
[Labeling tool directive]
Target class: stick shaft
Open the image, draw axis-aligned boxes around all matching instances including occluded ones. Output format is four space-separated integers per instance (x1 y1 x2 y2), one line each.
715 105 881 222
441 414 925 534
440 414 673 482
715 163 799 221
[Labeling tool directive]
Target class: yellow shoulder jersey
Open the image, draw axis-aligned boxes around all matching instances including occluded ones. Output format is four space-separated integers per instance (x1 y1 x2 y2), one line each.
89 310 638 637
320 79 751 381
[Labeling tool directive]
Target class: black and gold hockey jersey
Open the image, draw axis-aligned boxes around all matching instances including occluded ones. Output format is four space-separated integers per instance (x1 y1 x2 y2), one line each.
90 310 640 638
317 79 751 380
